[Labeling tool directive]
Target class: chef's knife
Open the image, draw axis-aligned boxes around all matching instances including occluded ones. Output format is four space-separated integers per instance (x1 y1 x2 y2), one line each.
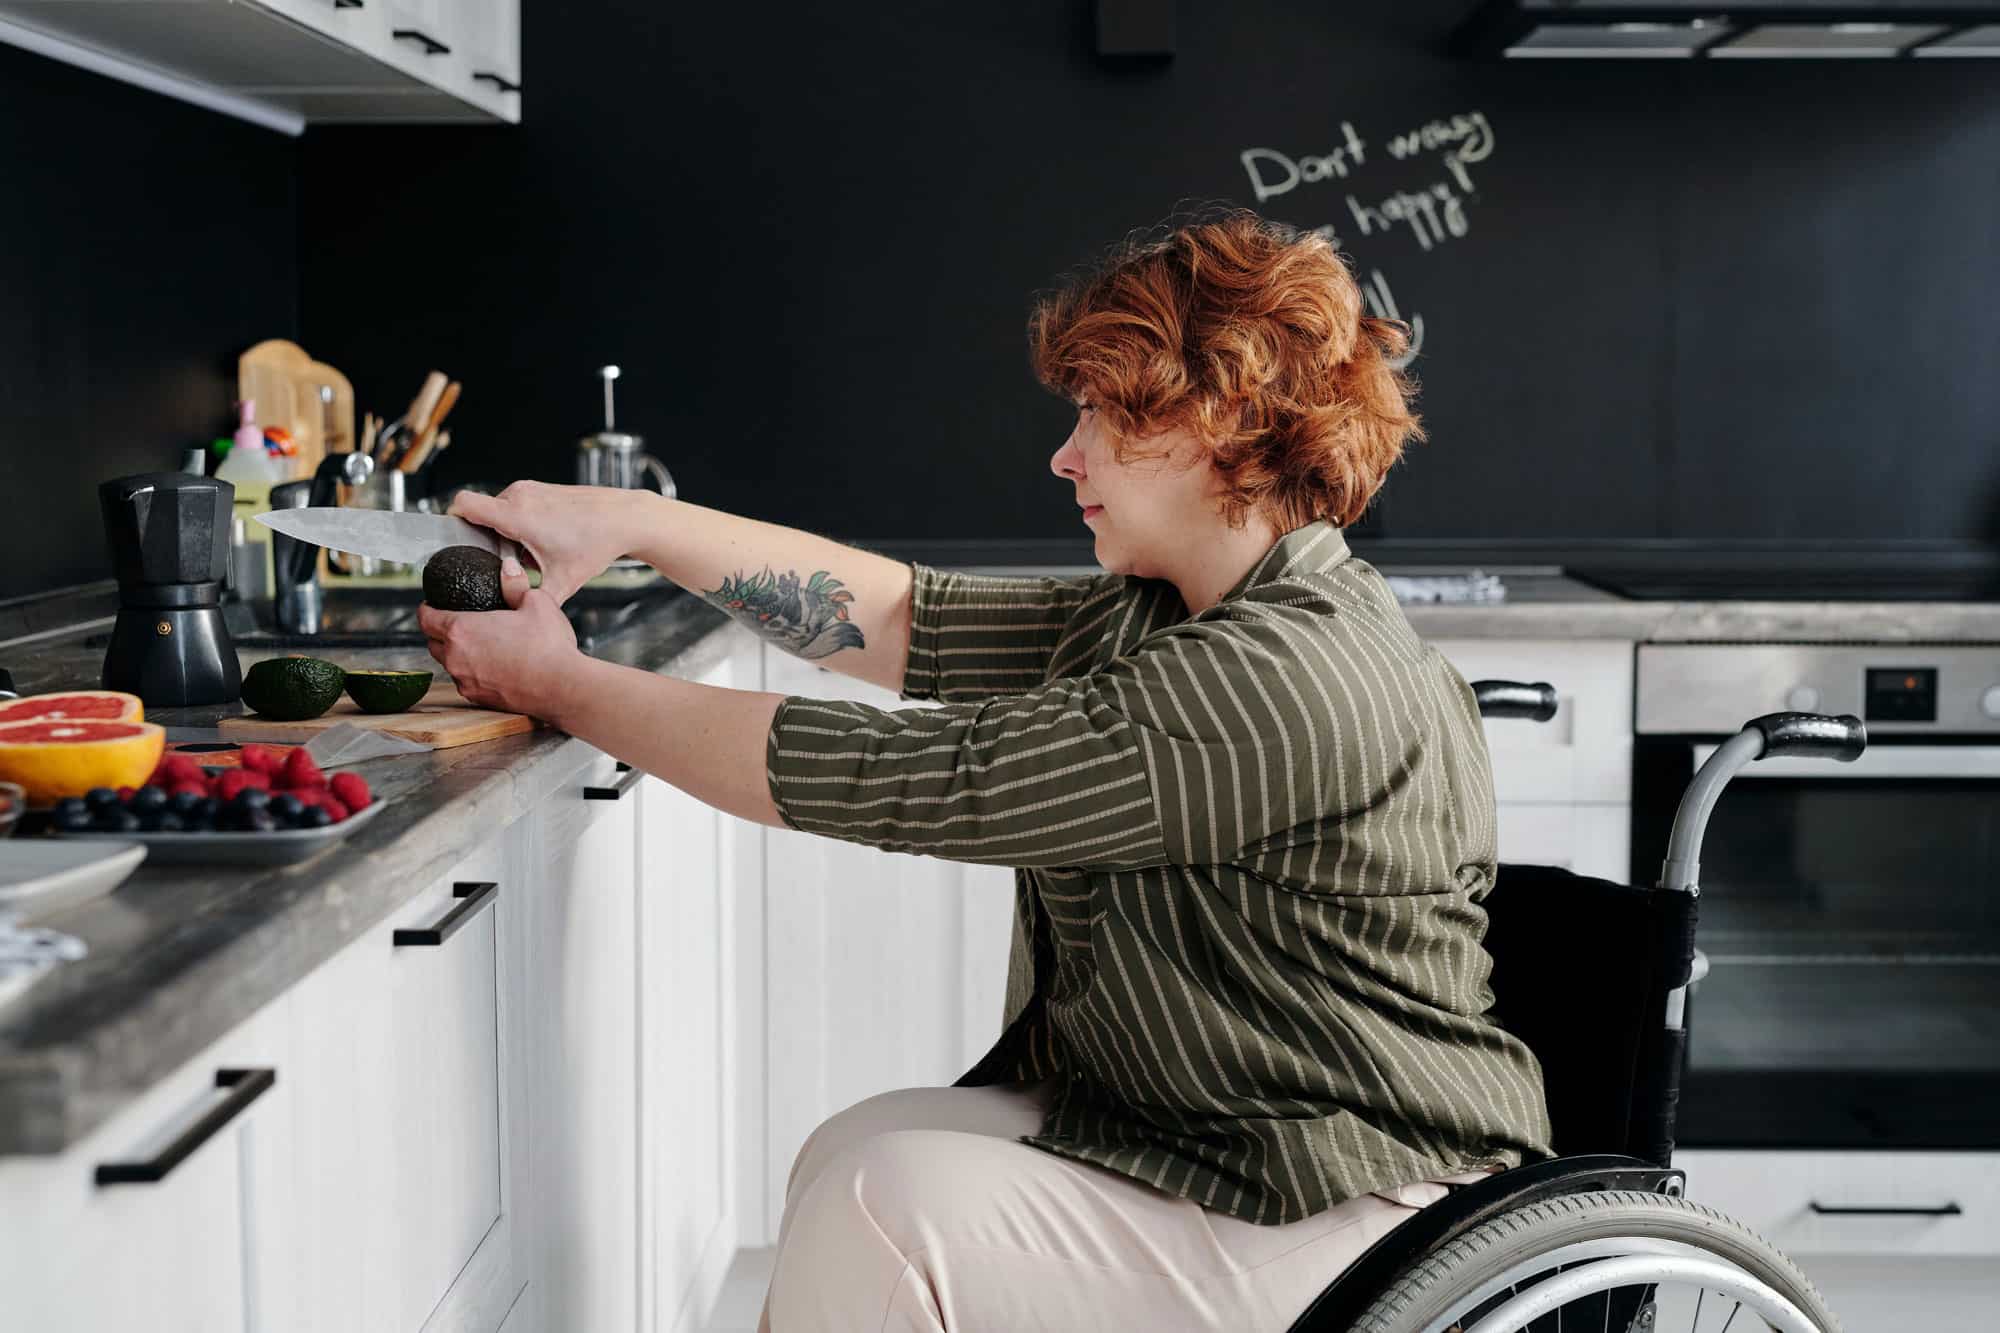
253 507 517 568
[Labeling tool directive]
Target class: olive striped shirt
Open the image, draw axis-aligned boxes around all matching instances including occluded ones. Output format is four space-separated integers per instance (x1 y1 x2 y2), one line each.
764 521 1553 1224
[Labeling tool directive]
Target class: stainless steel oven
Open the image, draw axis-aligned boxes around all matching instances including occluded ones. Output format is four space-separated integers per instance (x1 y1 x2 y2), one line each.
1632 644 2000 1149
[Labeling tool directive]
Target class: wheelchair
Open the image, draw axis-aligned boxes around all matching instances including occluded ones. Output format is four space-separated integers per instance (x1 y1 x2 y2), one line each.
1281 681 1865 1333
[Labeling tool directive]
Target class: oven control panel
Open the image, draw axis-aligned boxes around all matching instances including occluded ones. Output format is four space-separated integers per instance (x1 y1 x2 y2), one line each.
1638 645 2000 734
1864 667 1937 723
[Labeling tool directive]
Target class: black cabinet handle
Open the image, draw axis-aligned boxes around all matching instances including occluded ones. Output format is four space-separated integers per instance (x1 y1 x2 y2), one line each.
392 27 451 55
472 71 522 93
584 762 641 801
95 1068 276 1186
393 881 498 947
1809 1200 1963 1217
333 0 362 8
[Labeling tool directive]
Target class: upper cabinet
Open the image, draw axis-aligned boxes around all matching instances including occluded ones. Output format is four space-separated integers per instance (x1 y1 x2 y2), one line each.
0 0 522 135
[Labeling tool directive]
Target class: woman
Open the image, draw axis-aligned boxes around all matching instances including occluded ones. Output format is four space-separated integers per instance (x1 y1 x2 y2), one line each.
422 209 1552 1331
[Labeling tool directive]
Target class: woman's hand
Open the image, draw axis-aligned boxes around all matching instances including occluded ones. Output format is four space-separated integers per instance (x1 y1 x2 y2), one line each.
449 482 655 606
420 557 584 722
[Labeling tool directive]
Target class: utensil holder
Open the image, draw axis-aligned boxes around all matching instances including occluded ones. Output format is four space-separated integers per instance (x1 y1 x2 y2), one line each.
344 468 407 576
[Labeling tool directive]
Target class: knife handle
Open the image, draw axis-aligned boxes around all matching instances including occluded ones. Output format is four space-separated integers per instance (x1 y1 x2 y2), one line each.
402 371 448 436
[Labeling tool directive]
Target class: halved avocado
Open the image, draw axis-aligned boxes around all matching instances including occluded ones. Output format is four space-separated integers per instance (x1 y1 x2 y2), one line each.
343 669 433 715
240 656 346 721
423 545 505 612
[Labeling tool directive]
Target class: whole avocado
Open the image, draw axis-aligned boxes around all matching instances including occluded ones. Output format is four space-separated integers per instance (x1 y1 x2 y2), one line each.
423 545 505 612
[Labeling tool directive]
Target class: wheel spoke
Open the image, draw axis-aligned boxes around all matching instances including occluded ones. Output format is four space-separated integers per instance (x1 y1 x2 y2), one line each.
1692 1287 1706 1331
1717 1301 1742 1333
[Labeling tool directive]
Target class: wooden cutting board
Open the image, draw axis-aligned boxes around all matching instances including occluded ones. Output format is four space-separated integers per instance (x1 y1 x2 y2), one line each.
238 339 354 482
219 681 536 750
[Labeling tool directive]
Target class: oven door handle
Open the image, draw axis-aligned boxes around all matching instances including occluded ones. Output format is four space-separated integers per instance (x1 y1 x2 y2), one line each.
1691 744 2000 780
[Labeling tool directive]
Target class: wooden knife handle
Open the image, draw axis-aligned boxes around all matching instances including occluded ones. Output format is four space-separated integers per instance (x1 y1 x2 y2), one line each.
402 371 448 435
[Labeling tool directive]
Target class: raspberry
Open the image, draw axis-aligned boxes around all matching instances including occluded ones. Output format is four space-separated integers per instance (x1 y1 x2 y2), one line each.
281 747 324 790
215 770 271 801
328 771 371 811
150 754 206 788
239 745 284 776
322 798 350 823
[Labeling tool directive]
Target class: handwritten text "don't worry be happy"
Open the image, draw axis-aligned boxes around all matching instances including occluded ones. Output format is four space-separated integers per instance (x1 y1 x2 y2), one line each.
1239 111 1496 252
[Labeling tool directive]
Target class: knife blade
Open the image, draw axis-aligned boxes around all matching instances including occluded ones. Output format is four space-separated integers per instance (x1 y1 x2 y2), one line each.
253 508 514 567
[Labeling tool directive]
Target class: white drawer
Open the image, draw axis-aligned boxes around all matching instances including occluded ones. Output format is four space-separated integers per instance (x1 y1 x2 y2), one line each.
1433 639 1634 804
1495 803 1629 883
1678 1150 2000 1256
0 1000 288 1332
285 852 508 1331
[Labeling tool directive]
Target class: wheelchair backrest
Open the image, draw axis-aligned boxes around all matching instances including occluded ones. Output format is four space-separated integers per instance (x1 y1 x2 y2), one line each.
1482 862 1682 1161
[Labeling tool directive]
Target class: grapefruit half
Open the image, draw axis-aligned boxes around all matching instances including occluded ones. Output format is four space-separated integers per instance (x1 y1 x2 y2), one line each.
0 719 166 804
0 691 144 726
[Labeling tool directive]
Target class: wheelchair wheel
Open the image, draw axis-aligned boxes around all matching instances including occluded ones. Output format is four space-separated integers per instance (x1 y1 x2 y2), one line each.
1349 1190 1840 1333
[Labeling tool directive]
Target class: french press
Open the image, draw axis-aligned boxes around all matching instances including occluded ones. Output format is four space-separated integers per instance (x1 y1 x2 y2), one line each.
576 365 676 496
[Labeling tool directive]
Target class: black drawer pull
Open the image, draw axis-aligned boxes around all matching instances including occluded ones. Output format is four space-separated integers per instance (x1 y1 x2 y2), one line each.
333 0 362 8
95 1068 276 1186
472 71 522 92
394 881 498 947
1809 1200 1963 1217
391 27 451 55
584 762 641 800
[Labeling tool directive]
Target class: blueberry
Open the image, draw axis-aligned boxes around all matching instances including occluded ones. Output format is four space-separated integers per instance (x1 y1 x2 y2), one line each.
270 794 305 823
53 797 88 820
297 805 333 830
129 785 167 813
197 796 222 821
94 808 142 833
243 809 278 833
54 806 95 833
85 787 120 810
153 811 185 833
231 787 271 811
168 789 205 816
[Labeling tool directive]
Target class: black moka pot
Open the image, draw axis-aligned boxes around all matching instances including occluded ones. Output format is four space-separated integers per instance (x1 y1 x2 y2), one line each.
99 472 242 707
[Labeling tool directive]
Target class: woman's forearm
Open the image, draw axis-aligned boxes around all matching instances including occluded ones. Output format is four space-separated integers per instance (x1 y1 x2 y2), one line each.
620 494 914 695
551 655 787 827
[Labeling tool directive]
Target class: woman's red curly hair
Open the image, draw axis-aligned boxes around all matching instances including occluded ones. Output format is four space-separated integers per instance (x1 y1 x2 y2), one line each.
1029 209 1422 531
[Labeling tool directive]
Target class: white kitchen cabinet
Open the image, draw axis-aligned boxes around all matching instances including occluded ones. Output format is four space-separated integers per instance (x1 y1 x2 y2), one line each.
0 998 290 1332
1679 1149 2000 1332
638 657 747 1333
453 0 521 92
757 647 1017 1244
0 0 521 135
1431 639 1635 804
1493 802 1629 881
276 837 517 1333
518 747 644 1333
1432 639 1636 881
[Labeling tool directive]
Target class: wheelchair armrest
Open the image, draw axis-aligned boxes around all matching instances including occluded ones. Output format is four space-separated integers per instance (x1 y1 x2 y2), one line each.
1282 1155 1684 1333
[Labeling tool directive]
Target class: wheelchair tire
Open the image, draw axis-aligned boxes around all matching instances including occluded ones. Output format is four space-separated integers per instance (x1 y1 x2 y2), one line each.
1348 1189 1841 1333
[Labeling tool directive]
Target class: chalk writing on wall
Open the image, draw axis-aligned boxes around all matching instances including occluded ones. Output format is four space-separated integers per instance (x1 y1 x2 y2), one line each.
1240 110 1495 366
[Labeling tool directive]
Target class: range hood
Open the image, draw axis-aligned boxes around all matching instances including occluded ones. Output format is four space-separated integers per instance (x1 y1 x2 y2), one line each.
1452 0 2000 57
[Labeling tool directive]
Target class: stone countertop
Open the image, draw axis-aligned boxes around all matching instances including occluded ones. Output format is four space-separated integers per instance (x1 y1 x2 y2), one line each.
956 563 2000 643
0 590 741 1156
1393 573 2000 642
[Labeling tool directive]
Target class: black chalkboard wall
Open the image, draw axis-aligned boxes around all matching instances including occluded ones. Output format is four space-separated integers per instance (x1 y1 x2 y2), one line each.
312 2 1994 554
0 45 296 600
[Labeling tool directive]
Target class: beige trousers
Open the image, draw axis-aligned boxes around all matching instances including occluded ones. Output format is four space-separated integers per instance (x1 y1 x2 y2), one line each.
760 1082 1488 1332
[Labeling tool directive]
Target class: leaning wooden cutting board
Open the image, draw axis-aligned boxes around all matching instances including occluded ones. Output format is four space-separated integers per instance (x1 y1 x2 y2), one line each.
220 681 536 749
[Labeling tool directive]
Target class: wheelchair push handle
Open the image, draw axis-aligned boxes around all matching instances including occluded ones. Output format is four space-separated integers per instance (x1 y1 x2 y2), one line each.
1660 710 1867 894
1471 680 1558 722
1750 710 1867 762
